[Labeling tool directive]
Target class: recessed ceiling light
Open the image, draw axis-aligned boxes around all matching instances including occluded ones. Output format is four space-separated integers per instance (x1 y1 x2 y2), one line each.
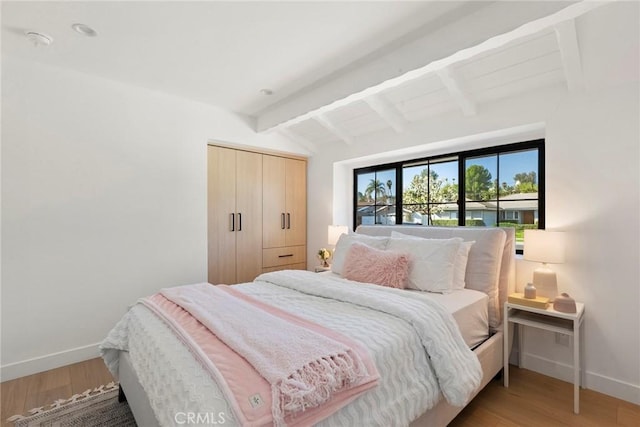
260 89 274 96
72 23 97 37
25 31 53 47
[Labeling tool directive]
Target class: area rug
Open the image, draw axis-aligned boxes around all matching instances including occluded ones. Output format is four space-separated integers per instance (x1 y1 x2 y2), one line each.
7 382 137 427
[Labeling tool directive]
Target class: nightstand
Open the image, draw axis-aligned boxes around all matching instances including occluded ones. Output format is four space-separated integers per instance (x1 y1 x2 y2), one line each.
503 300 585 414
314 266 331 273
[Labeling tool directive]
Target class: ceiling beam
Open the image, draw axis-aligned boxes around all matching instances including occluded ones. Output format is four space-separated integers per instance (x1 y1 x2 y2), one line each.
436 67 476 116
277 127 318 154
314 115 354 145
554 19 585 92
364 94 408 133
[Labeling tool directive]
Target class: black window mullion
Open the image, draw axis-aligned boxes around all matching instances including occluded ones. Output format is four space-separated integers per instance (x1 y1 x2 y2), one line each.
353 169 358 231
373 172 377 208
396 167 402 224
496 153 501 227
538 141 546 230
426 163 431 226
458 154 465 226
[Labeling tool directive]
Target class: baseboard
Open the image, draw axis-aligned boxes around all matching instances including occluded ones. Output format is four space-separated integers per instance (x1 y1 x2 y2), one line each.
0 343 101 382
522 352 640 405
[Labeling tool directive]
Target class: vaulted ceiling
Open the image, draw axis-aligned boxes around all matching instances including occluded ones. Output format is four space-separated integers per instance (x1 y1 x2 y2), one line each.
2 1 630 153
262 1 608 152
278 26 572 149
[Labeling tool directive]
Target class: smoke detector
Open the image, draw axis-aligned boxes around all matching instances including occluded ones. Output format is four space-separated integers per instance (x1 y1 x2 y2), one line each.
25 31 53 47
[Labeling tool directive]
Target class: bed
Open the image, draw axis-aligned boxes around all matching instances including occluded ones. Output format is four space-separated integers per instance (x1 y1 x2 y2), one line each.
101 225 515 427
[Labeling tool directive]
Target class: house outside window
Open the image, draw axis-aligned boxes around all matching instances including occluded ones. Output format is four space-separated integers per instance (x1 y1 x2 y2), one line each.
353 139 544 253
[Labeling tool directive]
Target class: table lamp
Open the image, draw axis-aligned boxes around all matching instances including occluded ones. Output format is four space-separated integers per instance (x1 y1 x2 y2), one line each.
523 230 566 300
328 225 349 247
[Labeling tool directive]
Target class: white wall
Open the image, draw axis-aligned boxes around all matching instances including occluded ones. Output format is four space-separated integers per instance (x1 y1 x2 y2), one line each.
525 82 639 403
0 56 302 380
307 4 639 403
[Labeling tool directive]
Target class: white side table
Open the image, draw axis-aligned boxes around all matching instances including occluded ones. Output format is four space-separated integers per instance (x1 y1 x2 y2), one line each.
503 300 585 414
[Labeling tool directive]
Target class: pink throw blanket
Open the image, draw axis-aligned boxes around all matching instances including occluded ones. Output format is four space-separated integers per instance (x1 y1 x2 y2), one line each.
141 284 379 426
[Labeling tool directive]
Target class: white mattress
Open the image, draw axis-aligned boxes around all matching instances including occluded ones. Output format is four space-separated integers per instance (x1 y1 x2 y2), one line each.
319 272 488 349
409 289 489 349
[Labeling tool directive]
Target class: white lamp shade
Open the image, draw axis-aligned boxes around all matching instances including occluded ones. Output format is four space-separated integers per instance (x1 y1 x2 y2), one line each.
523 229 566 264
328 225 349 246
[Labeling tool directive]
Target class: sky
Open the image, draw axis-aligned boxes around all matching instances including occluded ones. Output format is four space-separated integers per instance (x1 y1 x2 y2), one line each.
357 148 538 195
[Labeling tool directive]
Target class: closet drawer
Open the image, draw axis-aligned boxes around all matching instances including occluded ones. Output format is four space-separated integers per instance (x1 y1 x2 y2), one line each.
263 246 306 268
262 262 306 273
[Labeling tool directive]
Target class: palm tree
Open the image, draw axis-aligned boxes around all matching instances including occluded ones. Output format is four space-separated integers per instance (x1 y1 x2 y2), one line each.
385 180 394 204
365 179 386 203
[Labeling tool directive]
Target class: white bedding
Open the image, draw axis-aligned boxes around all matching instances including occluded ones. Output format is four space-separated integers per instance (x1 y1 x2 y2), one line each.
102 270 482 427
320 271 489 349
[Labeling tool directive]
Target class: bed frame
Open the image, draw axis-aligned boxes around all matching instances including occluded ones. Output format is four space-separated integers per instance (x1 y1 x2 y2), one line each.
118 226 515 427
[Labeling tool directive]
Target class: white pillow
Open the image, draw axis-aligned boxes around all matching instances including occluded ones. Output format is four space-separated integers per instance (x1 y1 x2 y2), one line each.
390 231 474 290
387 235 462 293
452 241 475 290
331 234 390 275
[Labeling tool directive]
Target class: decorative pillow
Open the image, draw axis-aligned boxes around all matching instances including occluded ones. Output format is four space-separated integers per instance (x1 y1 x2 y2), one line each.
390 231 474 290
342 242 410 289
331 234 389 275
386 235 462 293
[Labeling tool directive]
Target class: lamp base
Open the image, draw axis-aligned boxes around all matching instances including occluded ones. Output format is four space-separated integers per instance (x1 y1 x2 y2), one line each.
532 264 558 301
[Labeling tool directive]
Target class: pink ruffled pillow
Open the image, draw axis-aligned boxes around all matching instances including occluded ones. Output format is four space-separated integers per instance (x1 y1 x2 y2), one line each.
342 242 410 289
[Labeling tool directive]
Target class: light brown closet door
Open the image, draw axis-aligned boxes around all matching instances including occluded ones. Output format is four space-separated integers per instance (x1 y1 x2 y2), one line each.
208 146 237 284
285 158 306 246
262 155 286 248
235 151 263 283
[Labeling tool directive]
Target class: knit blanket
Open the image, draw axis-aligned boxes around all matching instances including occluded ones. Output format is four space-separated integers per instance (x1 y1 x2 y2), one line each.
146 283 379 426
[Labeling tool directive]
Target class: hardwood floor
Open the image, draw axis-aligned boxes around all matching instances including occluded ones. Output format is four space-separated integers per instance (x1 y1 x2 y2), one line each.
1 360 638 426
451 368 640 427
1 358 113 427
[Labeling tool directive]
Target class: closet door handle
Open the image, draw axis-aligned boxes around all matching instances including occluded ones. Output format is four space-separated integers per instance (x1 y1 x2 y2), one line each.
237 213 242 231
281 213 286 230
286 213 291 229
230 213 235 232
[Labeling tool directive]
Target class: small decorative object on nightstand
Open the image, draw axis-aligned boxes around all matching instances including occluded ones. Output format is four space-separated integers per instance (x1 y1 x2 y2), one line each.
524 282 537 299
554 293 577 313
314 265 331 273
317 248 331 268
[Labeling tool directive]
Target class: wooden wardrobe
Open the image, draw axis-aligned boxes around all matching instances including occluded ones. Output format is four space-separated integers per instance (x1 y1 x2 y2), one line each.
207 144 307 285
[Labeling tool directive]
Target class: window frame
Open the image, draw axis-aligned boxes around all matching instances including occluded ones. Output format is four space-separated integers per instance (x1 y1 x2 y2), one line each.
353 139 545 254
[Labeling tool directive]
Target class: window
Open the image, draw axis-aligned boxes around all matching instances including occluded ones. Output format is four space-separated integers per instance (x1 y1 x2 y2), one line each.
353 139 544 253
355 168 397 227
402 157 458 226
